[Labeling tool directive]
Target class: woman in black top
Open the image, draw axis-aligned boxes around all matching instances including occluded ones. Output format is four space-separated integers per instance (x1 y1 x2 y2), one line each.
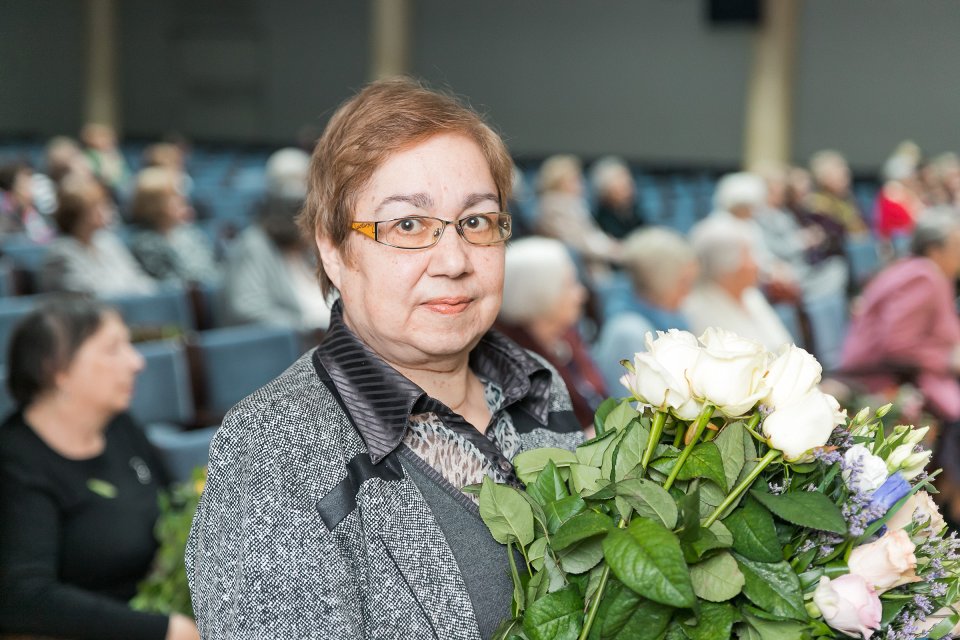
0 297 199 640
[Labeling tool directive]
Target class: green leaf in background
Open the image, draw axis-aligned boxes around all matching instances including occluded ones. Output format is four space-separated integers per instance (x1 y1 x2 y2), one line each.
683 521 734 562
542 550 567 594
586 580 673 640
600 429 627 481
528 536 548 571
734 554 807 621
522 585 584 640
699 479 745 523
678 484 701 542
514 448 579 485
723 497 782 563
603 400 639 432
612 421 650 481
551 511 614 551
479 476 535 546
558 536 605 574
527 460 570 507
749 489 847 535
603 518 696 608
737 429 758 485
518 491 550 537
491 617 526 640
569 464 605 496
594 397 619 436
546 495 588 535
740 613 806 640
577 429 619 467
681 601 736 640
615 478 678 529
689 551 744 602
714 422 746 490
676 442 727 492
649 448 679 476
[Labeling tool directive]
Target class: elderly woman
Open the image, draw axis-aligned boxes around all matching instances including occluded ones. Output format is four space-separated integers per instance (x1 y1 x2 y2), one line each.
186 79 583 640
0 297 199 640
683 216 793 352
496 236 606 428
593 227 698 391
40 175 158 296
590 156 644 239
129 167 220 286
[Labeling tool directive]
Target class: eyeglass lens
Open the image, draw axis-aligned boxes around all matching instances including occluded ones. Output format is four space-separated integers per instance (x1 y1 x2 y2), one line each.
379 213 511 248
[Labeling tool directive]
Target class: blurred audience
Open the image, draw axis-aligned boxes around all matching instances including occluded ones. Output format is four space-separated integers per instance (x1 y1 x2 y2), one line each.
590 156 644 239
497 237 606 428
40 175 158 296
0 297 199 640
223 148 330 331
684 216 792 351
784 166 847 266
807 149 869 236
0 161 54 243
129 167 220 286
593 227 697 392
81 123 131 197
874 145 925 243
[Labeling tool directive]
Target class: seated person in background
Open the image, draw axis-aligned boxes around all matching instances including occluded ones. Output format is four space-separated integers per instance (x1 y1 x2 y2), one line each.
593 227 697 392
129 167 220 286
222 148 330 331
590 156 644 239
683 216 793 352
496 237 606 429
784 166 847 267
0 297 199 640
806 149 869 237
874 149 925 245
81 122 131 198
841 209 960 423
0 161 54 243
40 175 158 296
534 154 621 275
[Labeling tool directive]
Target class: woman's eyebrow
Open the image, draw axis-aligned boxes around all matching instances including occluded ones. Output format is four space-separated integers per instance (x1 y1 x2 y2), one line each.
462 192 500 209
374 193 433 213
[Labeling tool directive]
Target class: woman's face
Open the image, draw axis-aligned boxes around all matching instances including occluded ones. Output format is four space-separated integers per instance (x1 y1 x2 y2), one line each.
164 190 193 227
54 312 145 415
320 133 505 369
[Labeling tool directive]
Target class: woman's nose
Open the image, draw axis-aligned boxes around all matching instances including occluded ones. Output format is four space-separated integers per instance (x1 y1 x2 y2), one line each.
427 223 473 276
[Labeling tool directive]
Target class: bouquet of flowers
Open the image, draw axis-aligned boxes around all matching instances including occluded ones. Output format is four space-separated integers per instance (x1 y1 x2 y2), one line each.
473 328 960 640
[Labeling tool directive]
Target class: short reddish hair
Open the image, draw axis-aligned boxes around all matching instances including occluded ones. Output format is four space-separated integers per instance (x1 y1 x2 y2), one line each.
297 77 514 296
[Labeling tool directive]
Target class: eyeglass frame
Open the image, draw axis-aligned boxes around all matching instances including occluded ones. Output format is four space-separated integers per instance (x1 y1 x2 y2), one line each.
349 212 513 250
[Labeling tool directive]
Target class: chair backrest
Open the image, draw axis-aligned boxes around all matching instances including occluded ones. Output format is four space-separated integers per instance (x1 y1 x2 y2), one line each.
130 339 196 427
103 289 196 335
188 324 302 422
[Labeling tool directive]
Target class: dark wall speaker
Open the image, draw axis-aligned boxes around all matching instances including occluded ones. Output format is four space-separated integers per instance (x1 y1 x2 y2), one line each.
706 0 763 26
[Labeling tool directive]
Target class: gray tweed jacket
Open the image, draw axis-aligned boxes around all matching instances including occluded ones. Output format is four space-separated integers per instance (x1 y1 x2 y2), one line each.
185 349 582 639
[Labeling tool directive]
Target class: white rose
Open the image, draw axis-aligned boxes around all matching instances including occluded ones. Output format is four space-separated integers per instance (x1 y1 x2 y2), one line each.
689 327 770 418
762 344 822 411
847 529 921 593
841 444 889 494
886 490 946 536
621 330 703 421
762 389 845 462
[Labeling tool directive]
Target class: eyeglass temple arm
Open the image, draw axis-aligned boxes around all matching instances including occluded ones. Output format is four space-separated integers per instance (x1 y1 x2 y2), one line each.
350 222 377 240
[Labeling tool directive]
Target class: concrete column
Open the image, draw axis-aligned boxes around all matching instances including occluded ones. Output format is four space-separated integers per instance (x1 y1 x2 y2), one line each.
84 0 120 128
370 0 412 80
743 0 801 169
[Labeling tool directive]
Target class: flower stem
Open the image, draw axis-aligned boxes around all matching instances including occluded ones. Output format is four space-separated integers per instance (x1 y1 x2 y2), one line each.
663 405 715 491
703 448 781 528
578 518 628 640
641 411 667 474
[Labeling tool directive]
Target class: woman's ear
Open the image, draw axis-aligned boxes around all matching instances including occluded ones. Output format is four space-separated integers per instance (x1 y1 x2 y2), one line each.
316 232 344 291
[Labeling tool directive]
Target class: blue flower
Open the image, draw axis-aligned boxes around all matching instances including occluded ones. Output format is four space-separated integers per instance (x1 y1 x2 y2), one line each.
869 472 911 515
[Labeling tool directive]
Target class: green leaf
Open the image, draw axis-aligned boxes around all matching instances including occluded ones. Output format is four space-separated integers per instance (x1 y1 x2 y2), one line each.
551 511 614 551
507 541 526 612
586 580 673 640
479 476 535 546
734 554 806 621
558 537 605 574
749 490 847 535
682 522 733 563
678 484 701 542
604 400 640 432
528 460 570 507
676 442 727 491
528 537 548 571
546 495 588 535
514 448 579 485
519 491 550 536
594 397 619 436
690 551 744 602
522 585 583 640
612 421 650 481
682 602 736 640
615 478 678 529
650 448 680 476
737 429 758 485
741 613 806 640
714 422 746 489
569 464 605 496
722 497 781 563
603 518 696 608
577 429 619 467
491 617 526 640
542 550 567 593
601 429 627 481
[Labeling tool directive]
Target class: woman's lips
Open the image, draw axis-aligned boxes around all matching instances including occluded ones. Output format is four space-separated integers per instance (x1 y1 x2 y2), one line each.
422 297 473 314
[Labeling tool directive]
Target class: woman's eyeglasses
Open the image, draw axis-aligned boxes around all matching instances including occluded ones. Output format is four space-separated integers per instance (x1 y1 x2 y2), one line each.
350 212 512 249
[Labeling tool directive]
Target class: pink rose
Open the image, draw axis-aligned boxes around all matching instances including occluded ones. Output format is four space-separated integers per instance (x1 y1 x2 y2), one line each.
813 574 882 639
847 529 921 593
886 490 946 537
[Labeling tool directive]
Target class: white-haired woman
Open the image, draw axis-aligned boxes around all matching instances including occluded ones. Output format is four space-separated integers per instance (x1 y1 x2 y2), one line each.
497 236 606 428
593 227 698 391
683 216 793 351
590 156 644 239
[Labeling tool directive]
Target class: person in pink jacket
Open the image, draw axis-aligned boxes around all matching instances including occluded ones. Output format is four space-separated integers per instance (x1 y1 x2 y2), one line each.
841 208 960 422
